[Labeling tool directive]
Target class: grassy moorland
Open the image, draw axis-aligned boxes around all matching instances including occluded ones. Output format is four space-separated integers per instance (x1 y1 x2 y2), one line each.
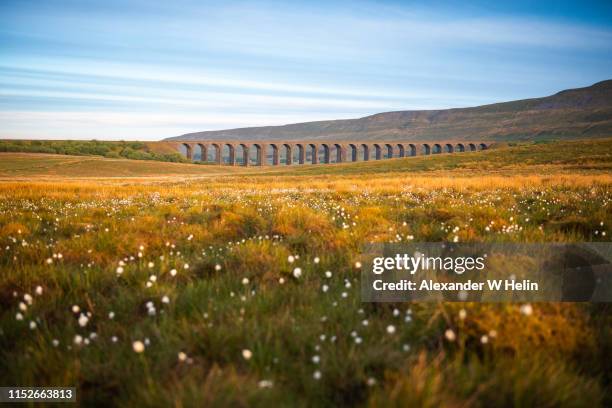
0 139 610 406
0 153 250 178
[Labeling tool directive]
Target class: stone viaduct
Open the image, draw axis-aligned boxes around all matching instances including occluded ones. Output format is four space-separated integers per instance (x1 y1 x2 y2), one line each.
163 140 492 166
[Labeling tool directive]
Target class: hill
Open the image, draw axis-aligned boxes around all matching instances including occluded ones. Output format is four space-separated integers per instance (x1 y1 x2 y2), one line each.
167 80 612 142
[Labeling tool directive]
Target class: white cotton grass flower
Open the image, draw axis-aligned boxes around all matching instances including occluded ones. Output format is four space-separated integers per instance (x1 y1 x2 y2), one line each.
314 257 320 264
445 329 457 342
311 355 320 364
325 271 332 278
214 264 221 271
19 302 27 312
170 268 177 277
184 263 190 270
287 255 295 264
116 266 124 275
293 267 302 278
52 339 60 347
78 314 89 327
72 305 80 314
242 277 249 285
313 370 322 380
520 304 533 316
24 293 33 305
242 349 253 360
132 340 145 353
481 335 489 344
29 321 37 330
367 377 377 387
148 262 154 268
355 261 362 268
459 309 467 320
108 311 115 319
35 286 43 296
258 380 274 389
161 295 170 304
74 335 83 345
178 351 188 362
386 325 396 334
321 284 329 293
15 312 23 321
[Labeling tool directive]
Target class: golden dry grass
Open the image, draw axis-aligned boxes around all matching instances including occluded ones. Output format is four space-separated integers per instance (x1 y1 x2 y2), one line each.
0 139 610 406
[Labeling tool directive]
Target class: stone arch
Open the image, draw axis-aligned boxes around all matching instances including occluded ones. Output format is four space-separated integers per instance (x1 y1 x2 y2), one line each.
308 143 317 164
195 143 207 162
479 143 488 150
433 144 442 154
444 143 454 153
282 143 292 165
294 144 305 164
373 144 382 160
268 144 279 165
360 144 370 161
396 144 405 158
456 143 465 152
468 143 477 152
333 143 343 163
385 144 393 159
349 144 358 162
290 144 300 164
223 143 236 165
249 143 263 166
320 144 330 163
181 143 193 160
408 144 417 156
422 144 431 155
236 143 249 166
208 143 221 164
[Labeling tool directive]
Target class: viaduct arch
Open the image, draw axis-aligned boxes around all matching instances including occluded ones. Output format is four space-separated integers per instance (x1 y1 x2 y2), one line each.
173 140 492 166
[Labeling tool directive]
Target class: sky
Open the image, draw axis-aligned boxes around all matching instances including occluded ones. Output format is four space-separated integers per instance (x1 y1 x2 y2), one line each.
1 0 611 140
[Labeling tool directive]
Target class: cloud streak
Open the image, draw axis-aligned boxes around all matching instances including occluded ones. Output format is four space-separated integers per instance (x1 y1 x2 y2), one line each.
1 0 611 140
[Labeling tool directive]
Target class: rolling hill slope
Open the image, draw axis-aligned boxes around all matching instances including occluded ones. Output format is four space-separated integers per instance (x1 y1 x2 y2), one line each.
167 80 612 142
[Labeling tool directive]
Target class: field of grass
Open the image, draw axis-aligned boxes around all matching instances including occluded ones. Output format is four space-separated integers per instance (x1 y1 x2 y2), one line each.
0 139 611 406
0 153 247 179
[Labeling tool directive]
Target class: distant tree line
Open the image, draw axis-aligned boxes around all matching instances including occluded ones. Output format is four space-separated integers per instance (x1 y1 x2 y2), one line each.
0 140 189 163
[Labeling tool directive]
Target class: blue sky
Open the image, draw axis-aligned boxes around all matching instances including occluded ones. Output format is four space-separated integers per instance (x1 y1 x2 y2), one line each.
1 0 611 140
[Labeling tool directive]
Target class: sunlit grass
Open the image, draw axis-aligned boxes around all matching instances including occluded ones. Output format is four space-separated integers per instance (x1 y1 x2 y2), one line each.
0 139 610 406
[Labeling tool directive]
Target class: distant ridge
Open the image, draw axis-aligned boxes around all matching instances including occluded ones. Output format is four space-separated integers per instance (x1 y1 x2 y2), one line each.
166 80 612 142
